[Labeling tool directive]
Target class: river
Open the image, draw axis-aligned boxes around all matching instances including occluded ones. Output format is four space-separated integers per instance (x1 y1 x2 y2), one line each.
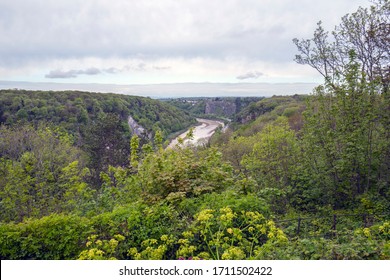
167 118 224 149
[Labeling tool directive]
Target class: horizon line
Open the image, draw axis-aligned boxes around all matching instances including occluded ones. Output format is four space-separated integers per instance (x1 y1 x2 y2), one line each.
0 80 320 98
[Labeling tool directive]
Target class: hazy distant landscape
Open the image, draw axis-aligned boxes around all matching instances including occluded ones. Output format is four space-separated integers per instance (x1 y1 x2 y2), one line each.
0 81 318 98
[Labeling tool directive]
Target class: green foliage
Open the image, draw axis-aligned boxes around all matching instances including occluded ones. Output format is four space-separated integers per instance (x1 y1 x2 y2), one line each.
86 202 183 259
301 56 387 209
0 214 92 260
242 117 300 188
154 129 163 151
0 89 196 180
178 190 270 219
256 220 390 260
130 135 140 169
0 90 195 138
96 166 138 212
219 134 258 171
137 147 234 202
83 113 130 180
0 125 92 222
234 95 306 135
241 117 301 213
130 207 287 260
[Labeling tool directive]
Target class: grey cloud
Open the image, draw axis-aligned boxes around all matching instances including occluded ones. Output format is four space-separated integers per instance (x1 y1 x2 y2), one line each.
103 66 134 74
236 71 264 80
45 70 78 79
136 63 146 71
45 64 170 79
0 0 370 67
45 67 101 79
0 0 371 77
104 67 121 74
82 67 101 75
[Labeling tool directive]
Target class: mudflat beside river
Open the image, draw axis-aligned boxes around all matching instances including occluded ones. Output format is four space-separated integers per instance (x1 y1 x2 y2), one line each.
167 118 224 148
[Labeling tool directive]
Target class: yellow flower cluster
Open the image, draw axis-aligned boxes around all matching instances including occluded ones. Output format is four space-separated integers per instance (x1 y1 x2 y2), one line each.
220 207 235 223
221 246 246 260
78 234 125 260
196 209 214 222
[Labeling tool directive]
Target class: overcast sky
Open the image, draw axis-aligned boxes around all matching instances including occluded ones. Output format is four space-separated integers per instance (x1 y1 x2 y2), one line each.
0 0 370 95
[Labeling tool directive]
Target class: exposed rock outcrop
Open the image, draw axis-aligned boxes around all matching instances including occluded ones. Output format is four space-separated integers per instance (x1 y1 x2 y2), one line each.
128 116 151 138
205 99 237 117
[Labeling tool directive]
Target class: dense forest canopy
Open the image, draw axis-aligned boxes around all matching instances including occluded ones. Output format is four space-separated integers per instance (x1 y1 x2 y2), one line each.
0 0 389 260
0 89 196 137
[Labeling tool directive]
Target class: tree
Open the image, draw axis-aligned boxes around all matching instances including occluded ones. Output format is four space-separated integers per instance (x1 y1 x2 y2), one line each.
154 130 163 151
83 113 130 182
130 134 140 169
302 59 385 209
293 0 389 92
241 117 300 213
294 1 390 209
219 134 257 172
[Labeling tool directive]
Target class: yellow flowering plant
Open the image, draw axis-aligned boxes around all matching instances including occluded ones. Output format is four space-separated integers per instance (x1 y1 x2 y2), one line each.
78 234 125 260
176 207 287 260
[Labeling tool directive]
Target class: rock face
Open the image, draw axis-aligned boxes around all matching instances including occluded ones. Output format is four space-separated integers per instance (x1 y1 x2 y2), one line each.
205 99 237 117
128 116 150 138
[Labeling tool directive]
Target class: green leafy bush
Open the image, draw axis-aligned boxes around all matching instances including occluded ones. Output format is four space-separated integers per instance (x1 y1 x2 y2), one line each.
0 214 92 259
